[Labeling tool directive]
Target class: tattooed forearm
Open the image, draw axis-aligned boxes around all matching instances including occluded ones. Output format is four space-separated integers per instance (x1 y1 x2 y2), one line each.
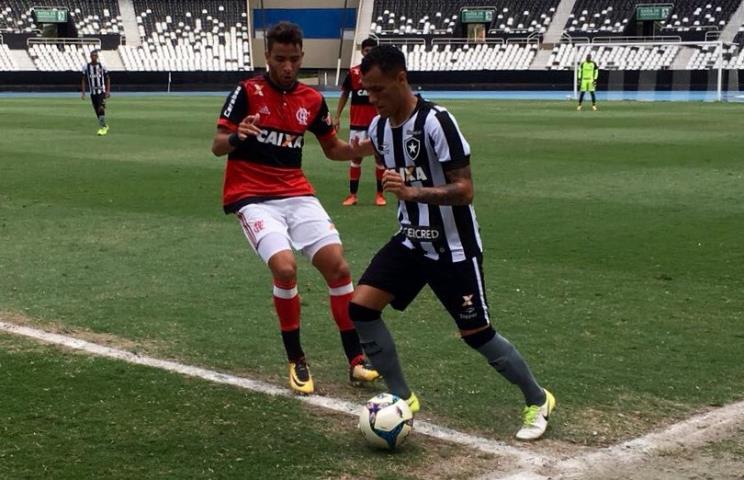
408 165 473 206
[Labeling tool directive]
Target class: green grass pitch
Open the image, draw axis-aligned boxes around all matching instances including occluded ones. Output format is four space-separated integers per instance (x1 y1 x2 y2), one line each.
1 96 743 478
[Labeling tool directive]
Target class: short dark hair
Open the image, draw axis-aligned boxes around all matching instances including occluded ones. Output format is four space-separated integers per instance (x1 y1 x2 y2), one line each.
361 37 378 49
266 21 303 52
360 45 407 75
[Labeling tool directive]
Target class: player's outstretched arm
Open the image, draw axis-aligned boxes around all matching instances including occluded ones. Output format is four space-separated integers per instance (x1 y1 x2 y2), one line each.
333 90 350 131
382 165 473 206
318 134 375 161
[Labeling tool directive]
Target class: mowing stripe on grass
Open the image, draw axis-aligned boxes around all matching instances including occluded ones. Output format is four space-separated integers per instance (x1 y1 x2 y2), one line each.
0 320 549 469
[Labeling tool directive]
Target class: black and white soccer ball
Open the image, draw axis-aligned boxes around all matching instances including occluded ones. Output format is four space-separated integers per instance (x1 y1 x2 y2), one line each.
358 393 414 450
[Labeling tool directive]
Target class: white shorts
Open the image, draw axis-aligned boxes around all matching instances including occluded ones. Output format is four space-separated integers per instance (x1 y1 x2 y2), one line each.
236 196 341 263
349 128 369 143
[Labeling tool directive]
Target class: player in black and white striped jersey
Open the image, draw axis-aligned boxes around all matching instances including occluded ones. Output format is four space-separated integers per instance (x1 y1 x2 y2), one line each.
346 45 556 441
80 50 111 136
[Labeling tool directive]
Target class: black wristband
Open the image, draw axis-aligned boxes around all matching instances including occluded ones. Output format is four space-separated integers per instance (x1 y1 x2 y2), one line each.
228 133 242 148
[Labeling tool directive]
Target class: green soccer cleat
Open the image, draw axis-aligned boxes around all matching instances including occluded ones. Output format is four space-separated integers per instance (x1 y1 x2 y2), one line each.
516 389 555 441
405 392 420 414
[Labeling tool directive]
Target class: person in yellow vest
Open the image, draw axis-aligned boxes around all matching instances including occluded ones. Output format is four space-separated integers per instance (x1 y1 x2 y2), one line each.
577 53 599 111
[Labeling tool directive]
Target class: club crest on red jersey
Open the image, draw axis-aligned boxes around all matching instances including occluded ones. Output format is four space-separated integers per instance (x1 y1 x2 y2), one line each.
296 107 310 125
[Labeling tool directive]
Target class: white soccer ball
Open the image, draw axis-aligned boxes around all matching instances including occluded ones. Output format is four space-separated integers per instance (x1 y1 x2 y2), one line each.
358 393 414 450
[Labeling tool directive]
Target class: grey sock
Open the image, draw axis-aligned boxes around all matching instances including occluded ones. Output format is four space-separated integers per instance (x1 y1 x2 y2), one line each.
98 115 106 127
477 333 545 406
353 318 411 399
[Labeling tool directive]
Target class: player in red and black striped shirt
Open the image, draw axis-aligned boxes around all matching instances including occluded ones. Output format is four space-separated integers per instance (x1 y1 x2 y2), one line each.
211 22 378 395
334 38 386 207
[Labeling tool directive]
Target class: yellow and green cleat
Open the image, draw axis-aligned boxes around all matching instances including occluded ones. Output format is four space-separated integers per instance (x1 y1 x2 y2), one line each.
405 392 420 414
516 389 555 441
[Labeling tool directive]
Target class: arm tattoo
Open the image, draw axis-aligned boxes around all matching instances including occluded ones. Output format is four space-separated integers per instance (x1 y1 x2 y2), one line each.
409 165 473 206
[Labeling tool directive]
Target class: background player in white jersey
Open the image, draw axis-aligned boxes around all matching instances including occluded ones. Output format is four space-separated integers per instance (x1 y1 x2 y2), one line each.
80 50 110 136
347 45 556 441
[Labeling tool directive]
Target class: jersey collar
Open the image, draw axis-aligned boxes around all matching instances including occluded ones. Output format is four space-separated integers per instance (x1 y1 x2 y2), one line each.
263 73 298 93
391 94 424 128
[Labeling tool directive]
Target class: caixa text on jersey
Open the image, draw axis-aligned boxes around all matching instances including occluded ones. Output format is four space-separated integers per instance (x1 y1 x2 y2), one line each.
255 129 304 148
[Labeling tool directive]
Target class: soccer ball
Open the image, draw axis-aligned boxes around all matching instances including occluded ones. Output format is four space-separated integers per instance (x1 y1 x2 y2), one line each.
358 393 414 450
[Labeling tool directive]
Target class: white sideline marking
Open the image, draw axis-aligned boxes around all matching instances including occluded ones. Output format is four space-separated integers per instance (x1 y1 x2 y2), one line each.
0 321 548 468
481 398 744 480
552 398 744 478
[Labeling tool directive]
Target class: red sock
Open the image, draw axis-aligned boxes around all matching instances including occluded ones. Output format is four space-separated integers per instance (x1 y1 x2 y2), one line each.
273 279 303 361
330 277 363 363
375 165 384 193
328 276 354 331
349 162 362 182
273 279 300 331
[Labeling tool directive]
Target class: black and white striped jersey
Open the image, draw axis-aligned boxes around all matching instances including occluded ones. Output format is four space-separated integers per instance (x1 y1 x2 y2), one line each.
82 62 108 95
368 96 482 263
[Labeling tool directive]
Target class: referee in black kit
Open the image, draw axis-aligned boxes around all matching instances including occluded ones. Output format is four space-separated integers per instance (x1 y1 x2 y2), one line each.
345 45 555 441
81 50 110 136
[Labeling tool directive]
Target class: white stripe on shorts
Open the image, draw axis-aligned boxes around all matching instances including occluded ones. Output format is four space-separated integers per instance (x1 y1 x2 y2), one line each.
472 257 490 324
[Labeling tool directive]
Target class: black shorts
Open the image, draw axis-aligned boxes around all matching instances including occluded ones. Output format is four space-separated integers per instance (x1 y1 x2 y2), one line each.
358 237 491 330
91 93 106 113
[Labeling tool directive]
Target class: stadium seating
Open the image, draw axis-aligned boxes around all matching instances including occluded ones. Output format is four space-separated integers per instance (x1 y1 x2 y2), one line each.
370 0 559 36
1 0 742 73
118 0 250 71
402 41 538 70
488 1 559 34
566 1 740 35
565 0 636 34
0 0 121 35
728 45 744 69
660 1 739 33
547 42 680 70
0 43 18 70
28 42 101 71
687 43 741 69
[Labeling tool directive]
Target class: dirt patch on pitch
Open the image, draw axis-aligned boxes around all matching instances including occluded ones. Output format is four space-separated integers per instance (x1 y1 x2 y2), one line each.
306 400 506 480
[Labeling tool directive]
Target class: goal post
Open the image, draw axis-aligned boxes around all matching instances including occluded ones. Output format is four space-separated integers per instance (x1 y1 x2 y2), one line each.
567 39 741 102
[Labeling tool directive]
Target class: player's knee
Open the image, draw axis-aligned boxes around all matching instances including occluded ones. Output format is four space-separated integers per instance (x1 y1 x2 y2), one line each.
318 255 350 284
349 302 381 323
271 263 297 284
331 260 351 283
461 326 496 350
